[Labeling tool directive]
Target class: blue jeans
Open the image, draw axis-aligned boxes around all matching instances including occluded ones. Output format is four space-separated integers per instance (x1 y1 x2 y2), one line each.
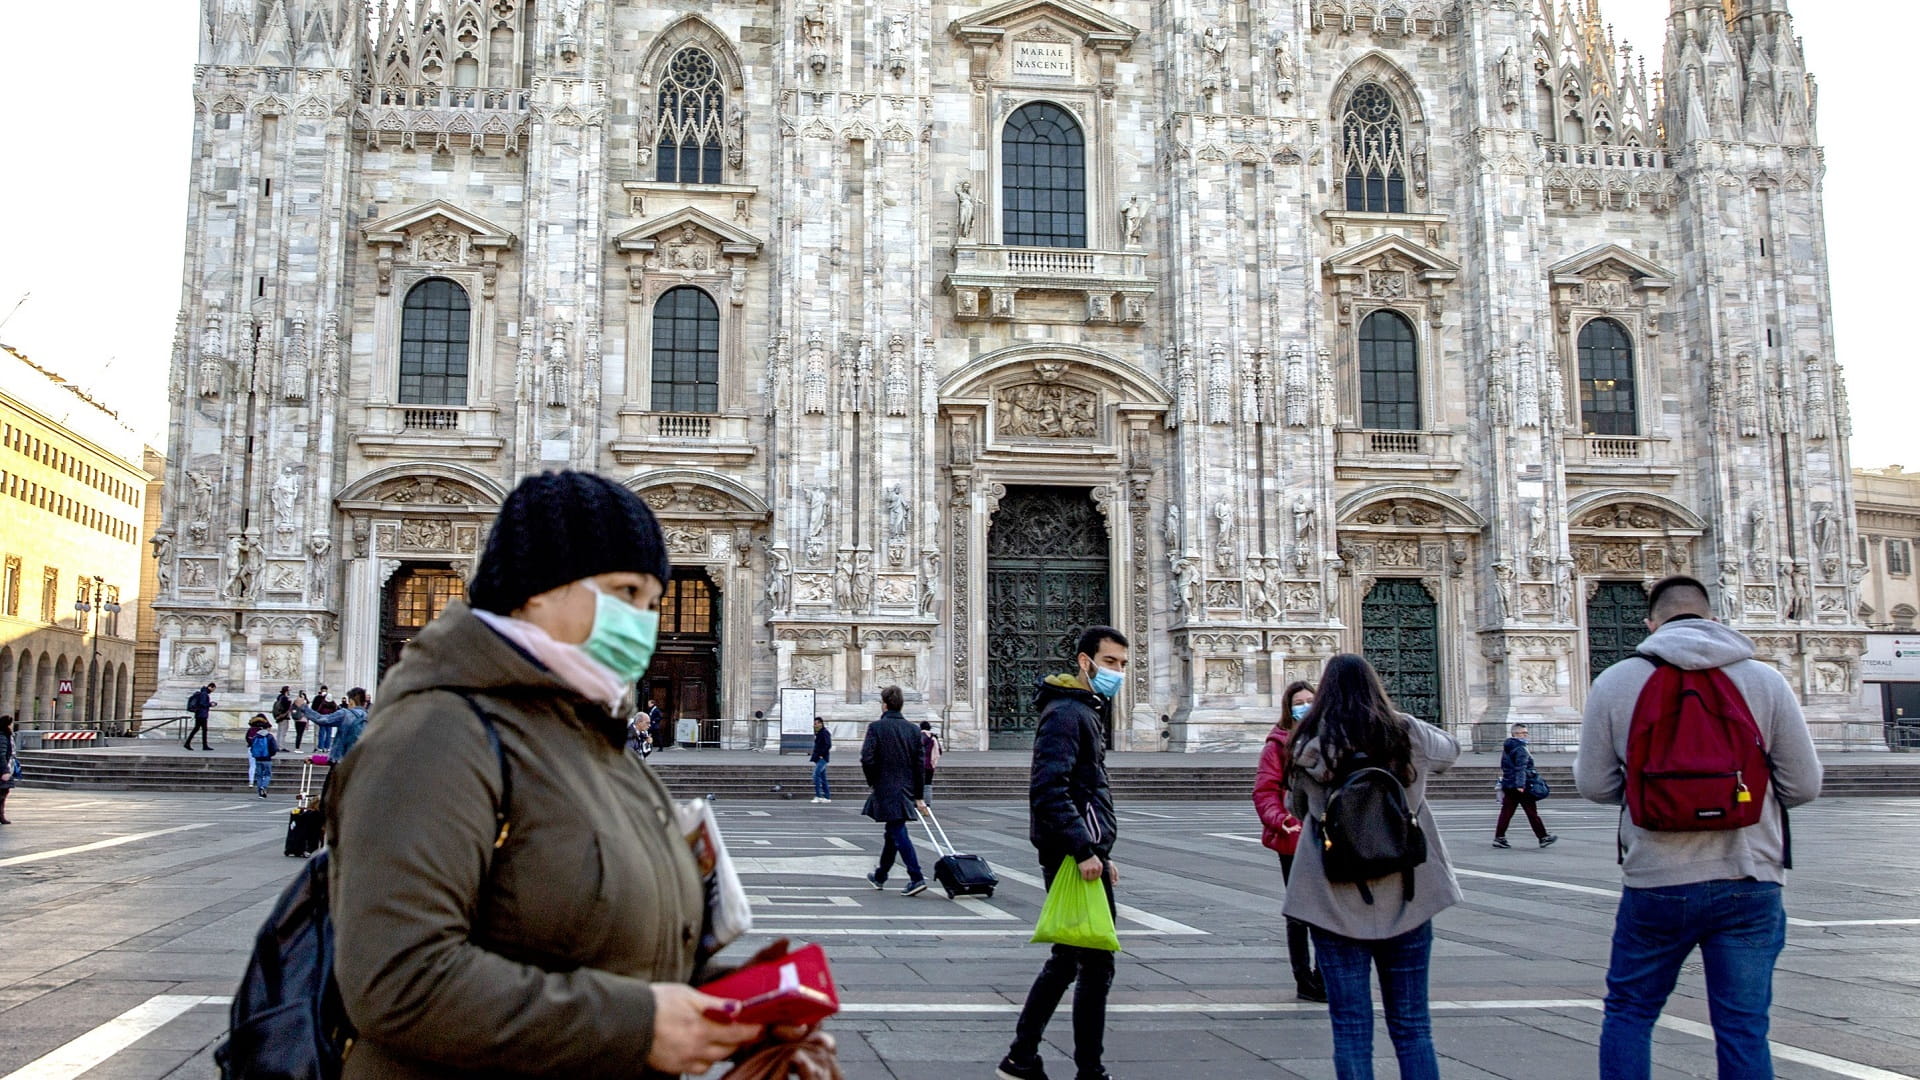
316 724 335 751
1601 879 1786 1080
874 819 922 884
1309 922 1440 1080
812 760 831 799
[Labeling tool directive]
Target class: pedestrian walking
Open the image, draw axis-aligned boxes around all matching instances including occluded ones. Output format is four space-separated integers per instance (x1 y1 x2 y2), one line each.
272 686 294 744
1284 653 1461 1080
1493 723 1557 849
0 715 19 824
861 686 929 895
291 688 311 749
920 720 942 799
325 470 827 1077
998 625 1126 1080
648 698 669 753
809 715 833 803
183 682 215 750
1253 679 1325 1003
245 715 279 798
1576 575 1823 1080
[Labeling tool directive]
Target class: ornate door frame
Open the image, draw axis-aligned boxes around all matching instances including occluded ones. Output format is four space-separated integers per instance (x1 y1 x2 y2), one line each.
1565 490 1704 708
938 345 1170 750
1334 486 1485 734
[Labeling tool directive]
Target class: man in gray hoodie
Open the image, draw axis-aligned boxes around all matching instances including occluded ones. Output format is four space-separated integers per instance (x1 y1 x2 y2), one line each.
1577 575 1822 1080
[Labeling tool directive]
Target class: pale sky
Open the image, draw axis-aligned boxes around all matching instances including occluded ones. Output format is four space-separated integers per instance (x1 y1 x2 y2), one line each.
0 2 1907 467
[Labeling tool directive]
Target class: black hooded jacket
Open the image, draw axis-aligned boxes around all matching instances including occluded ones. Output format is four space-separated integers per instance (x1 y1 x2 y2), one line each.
1028 675 1117 866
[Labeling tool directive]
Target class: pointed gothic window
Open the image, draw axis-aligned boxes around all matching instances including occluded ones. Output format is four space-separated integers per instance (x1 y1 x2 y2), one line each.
1002 103 1087 248
651 286 720 414
398 278 471 406
1359 310 1420 430
1342 83 1409 213
1578 318 1637 436
656 48 725 184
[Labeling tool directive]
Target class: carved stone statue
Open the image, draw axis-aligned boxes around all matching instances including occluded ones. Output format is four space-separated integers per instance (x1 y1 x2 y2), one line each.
1498 46 1521 109
1556 563 1575 623
307 534 331 599
272 464 302 533
1119 195 1146 246
833 554 853 609
767 548 792 612
1717 562 1743 622
851 552 874 609
226 534 260 600
955 180 976 239
187 471 216 535
1493 562 1515 620
1172 557 1202 616
1200 25 1228 71
919 552 940 616
153 533 174 592
1271 36 1294 88
1811 506 1838 558
1527 503 1548 558
1213 500 1235 566
1747 503 1770 561
803 6 828 50
1162 502 1181 549
806 485 830 547
556 0 584 42
885 483 911 540
886 13 907 56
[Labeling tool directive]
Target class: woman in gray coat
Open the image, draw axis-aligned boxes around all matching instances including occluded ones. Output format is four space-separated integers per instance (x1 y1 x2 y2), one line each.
1284 654 1461 1080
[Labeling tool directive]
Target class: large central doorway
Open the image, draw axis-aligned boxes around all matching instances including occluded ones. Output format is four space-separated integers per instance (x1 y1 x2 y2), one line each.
381 563 467 682
647 567 722 745
1361 578 1441 724
986 486 1111 750
1586 581 1650 681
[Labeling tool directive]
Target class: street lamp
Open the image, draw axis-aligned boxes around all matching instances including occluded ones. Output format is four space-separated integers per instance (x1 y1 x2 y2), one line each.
74 576 121 726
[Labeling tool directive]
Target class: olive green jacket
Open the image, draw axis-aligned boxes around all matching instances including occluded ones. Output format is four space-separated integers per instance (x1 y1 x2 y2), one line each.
326 601 705 1079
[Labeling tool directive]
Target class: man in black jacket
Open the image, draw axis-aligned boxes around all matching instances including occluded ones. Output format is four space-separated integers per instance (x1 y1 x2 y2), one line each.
183 683 215 750
809 715 833 804
999 626 1126 1080
861 685 930 895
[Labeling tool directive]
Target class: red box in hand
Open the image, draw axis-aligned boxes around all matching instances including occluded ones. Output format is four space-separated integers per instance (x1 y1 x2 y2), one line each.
698 944 840 1027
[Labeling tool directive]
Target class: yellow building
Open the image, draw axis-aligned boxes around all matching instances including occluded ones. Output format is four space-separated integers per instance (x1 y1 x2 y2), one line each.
0 344 148 727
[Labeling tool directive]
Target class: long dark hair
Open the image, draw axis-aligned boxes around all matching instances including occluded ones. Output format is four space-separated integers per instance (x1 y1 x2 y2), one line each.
1288 654 1414 784
1278 680 1315 733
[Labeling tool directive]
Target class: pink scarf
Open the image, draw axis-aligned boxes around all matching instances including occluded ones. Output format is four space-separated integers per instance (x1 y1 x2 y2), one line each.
472 608 629 713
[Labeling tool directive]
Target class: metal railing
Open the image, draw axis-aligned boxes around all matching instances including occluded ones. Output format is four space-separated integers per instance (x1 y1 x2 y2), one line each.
11 715 191 739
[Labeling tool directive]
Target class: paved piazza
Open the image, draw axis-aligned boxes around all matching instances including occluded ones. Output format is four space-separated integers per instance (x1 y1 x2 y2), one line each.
2 792 1918 1080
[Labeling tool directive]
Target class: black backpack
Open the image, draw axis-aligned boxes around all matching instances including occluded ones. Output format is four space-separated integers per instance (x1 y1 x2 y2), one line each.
1315 754 1427 906
215 696 511 1080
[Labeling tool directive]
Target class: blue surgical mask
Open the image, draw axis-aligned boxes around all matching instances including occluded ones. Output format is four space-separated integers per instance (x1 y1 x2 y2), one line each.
579 583 661 683
1291 703 1311 722
1089 665 1125 699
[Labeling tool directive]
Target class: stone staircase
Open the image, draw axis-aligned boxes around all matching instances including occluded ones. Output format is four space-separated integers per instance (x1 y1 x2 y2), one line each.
16 750 1920 801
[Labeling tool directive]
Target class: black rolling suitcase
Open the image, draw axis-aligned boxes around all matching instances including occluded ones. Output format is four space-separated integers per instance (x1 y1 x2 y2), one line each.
284 757 325 858
921 808 997 899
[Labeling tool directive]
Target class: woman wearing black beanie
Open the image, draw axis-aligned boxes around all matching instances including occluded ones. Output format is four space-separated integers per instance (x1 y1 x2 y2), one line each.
322 471 819 1078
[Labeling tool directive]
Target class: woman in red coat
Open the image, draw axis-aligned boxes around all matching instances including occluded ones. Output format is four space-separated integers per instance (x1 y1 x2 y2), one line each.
1253 679 1325 1002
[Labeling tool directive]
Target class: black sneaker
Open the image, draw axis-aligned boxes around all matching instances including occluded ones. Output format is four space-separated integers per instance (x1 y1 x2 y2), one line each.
866 870 885 890
1539 834 1559 849
903 879 929 897
1296 971 1327 1003
995 1056 1048 1080
1492 837 1511 849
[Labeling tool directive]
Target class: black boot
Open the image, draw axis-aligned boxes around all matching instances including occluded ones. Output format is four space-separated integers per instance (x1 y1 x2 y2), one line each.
1295 970 1327 1003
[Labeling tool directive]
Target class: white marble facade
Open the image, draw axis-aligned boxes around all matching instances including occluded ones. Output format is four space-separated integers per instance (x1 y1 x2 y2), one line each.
151 0 1865 749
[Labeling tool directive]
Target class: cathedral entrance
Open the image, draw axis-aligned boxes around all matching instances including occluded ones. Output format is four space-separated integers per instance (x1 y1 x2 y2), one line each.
380 563 467 682
986 486 1111 750
1586 581 1651 681
1361 578 1441 724
646 567 722 745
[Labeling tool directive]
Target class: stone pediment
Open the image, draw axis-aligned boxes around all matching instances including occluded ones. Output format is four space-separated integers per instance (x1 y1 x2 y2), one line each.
615 208 762 259
1548 244 1674 291
362 200 516 253
949 0 1139 46
1324 234 1459 283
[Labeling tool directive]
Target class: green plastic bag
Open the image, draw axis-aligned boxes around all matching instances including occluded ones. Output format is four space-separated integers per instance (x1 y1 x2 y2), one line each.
1031 856 1120 952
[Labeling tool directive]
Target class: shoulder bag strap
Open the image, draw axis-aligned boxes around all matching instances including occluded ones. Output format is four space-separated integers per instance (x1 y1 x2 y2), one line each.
453 692 514 850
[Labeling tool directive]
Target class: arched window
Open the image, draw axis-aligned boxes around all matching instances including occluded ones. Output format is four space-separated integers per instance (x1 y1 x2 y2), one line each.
398 278 471 405
1359 310 1420 430
656 47 725 184
1577 318 1637 436
1002 103 1086 248
1342 83 1409 213
651 286 720 413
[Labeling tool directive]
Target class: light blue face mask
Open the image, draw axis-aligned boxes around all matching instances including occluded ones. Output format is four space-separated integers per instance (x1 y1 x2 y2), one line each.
1291 703 1311 722
579 584 661 683
1089 664 1125 699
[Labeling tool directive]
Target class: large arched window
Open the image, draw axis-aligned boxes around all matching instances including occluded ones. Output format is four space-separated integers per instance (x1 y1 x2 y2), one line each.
398 278 471 405
1001 103 1086 248
651 286 720 413
1578 318 1637 436
656 47 725 184
1359 310 1420 430
1342 83 1409 213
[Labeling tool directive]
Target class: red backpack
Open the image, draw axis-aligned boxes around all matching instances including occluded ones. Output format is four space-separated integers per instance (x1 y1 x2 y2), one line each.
1624 652 1769 833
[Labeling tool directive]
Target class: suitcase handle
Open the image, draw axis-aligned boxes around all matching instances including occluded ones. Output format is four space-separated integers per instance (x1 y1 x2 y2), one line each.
918 807 957 858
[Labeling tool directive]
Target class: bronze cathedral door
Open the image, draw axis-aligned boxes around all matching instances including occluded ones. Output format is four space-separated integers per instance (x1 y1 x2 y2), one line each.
1361 578 1442 725
986 487 1111 750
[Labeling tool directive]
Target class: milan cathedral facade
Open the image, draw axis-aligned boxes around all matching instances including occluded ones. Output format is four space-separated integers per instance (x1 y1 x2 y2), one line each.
151 0 1865 750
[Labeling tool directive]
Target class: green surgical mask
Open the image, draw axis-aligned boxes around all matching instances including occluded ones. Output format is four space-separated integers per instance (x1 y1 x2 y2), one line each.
579 584 661 683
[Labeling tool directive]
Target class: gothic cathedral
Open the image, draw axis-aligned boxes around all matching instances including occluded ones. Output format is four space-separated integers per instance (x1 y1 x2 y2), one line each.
153 0 1865 750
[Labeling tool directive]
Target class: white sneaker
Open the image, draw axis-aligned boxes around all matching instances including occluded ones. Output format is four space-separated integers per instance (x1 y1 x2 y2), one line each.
811 797 824 804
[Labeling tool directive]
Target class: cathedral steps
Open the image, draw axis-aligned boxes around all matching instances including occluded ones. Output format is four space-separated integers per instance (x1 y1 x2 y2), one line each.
14 751 1920 800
